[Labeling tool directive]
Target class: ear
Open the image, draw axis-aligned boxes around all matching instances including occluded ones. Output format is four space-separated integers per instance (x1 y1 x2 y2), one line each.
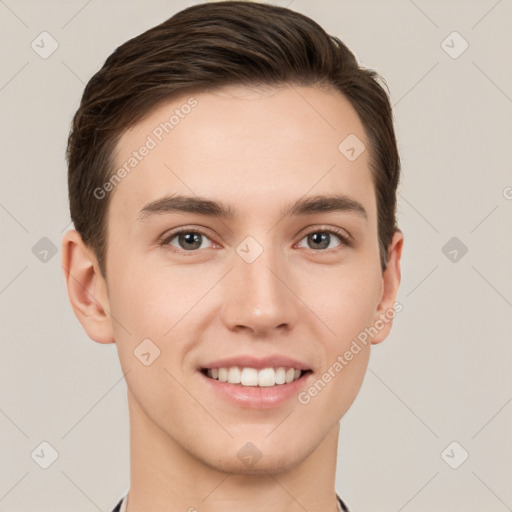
61 229 114 344
371 229 404 345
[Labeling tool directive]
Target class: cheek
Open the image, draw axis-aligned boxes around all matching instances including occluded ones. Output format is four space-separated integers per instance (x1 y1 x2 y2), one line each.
299 270 378 418
108 265 199 411
107 252 188 335
301 260 382 347
107 259 223 372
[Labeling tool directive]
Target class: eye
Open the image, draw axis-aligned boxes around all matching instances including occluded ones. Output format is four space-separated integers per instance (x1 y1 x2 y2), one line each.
161 229 214 252
159 226 351 254
296 228 351 251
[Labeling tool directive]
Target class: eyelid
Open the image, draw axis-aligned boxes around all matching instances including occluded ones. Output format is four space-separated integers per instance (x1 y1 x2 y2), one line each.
159 224 353 253
158 225 218 249
295 224 353 246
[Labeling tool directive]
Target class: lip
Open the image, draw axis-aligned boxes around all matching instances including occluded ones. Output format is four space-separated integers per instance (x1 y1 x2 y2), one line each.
199 369 313 409
199 354 311 371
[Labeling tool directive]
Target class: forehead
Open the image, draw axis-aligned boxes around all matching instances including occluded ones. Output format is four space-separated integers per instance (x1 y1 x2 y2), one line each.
109 84 375 223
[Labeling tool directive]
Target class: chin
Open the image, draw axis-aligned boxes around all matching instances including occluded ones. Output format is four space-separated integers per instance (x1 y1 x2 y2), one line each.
204 451 306 476
195 434 318 476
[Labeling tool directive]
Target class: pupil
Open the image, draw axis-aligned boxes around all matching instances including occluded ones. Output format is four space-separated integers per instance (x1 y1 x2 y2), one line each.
310 232 329 249
180 232 201 249
177 232 331 251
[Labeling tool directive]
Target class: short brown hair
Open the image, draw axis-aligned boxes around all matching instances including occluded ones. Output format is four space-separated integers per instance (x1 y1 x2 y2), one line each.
66 0 400 277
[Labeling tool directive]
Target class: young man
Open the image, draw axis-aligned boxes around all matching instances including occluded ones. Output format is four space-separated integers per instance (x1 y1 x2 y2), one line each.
61 2 403 511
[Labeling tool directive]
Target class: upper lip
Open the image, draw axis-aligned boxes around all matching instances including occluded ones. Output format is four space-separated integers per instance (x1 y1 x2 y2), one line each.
200 355 311 371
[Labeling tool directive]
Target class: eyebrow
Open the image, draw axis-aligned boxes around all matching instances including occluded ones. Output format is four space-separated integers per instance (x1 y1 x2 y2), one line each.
137 193 367 221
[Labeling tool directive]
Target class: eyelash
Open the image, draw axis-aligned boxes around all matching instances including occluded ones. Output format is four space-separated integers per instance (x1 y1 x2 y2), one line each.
159 226 352 254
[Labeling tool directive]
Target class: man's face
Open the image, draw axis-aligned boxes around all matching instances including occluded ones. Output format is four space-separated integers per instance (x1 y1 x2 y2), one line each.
102 84 396 473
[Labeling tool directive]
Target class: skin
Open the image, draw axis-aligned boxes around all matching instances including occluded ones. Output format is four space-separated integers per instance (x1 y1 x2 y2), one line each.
62 84 403 512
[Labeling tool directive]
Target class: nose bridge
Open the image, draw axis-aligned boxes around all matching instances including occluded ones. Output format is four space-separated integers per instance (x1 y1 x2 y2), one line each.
221 236 298 334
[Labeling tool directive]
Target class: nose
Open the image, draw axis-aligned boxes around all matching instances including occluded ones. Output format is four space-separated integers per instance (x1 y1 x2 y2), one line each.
220 247 299 337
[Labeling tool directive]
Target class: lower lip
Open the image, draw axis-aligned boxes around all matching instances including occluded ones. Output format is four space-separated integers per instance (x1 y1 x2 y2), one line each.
199 371 313 409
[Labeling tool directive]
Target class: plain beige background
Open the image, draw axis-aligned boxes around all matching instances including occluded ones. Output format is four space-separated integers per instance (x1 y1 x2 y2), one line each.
1 1 511 511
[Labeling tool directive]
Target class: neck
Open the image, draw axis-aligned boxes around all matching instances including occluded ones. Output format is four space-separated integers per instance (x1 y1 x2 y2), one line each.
125 391 341 512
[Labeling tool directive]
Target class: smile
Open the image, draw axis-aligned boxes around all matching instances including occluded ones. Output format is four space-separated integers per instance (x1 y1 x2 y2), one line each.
201 366 312 387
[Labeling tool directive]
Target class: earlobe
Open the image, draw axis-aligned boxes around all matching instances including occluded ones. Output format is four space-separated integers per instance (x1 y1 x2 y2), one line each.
371 230 404 345
61 230 114 344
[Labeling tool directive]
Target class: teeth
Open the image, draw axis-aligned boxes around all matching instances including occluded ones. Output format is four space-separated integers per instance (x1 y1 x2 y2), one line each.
241 367 259 386
258 368 275 387
205 366 306 387
218 368 228 382
275 367 286 385
228 366 241 384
